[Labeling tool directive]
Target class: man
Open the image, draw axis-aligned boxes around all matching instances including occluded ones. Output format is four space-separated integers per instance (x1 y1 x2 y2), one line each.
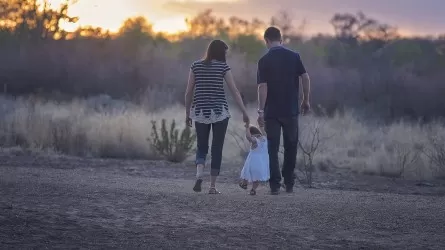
257 27 311 195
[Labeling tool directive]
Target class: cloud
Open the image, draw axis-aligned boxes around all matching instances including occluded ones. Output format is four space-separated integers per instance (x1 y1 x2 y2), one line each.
162 0 445 35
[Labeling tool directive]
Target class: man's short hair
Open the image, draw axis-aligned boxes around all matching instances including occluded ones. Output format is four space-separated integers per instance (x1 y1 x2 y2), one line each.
264 27 282 41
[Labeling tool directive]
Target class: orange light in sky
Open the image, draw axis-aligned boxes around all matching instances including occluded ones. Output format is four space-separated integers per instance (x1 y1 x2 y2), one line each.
44 0 188 34
152 17 188 34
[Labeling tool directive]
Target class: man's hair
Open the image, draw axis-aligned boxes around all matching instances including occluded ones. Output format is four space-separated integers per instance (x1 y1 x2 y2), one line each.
264 27 282 42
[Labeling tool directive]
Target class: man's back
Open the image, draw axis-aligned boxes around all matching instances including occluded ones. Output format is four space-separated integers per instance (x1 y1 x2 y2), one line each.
257 26 311 194
257 46 306 118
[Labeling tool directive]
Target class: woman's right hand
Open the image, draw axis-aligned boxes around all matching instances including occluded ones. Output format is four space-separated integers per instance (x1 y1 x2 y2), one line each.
186 113 192 127
242 112 250 125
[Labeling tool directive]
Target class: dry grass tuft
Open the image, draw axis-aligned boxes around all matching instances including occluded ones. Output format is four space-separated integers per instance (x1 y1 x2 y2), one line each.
1 95 444 179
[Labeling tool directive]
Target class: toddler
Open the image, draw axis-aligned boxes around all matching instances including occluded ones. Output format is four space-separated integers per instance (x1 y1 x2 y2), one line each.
239 123 270 195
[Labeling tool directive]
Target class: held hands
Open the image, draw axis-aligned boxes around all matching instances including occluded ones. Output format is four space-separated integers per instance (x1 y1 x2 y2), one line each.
242 111 250 126
300 99 311 115
257 110 265 127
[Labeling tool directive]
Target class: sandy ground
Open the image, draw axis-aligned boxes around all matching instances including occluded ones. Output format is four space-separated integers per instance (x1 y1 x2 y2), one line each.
1 153 445 249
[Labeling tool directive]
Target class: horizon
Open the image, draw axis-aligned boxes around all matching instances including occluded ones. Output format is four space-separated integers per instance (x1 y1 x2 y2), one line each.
54 0 445 37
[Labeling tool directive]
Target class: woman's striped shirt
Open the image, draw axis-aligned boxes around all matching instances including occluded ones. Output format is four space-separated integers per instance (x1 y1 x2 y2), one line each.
189 59 231 124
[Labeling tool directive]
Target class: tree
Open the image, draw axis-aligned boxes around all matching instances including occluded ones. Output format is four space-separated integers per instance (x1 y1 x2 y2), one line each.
118 16 153 39
0 0 79 40
115 16 156 52
69 26 110 39
270 10 306 43
228 16 250 37
330 12 398 46
185 9 228 38
270 10 293 39
247 18 266 35
227 17 265 38
118 17 153 36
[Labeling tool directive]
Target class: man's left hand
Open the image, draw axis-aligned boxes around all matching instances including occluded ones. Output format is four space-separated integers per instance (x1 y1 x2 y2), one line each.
257 113 265 127
301 100 310 115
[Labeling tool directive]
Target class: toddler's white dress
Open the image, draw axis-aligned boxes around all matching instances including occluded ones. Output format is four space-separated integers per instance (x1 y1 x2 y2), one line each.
240 136 270 182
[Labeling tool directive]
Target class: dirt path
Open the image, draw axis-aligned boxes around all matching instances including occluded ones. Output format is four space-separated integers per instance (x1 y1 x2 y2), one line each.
1 159 445 249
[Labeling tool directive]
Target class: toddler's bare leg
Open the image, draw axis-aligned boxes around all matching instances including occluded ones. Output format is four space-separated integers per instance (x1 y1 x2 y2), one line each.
252 181 259 191
250 181 259 195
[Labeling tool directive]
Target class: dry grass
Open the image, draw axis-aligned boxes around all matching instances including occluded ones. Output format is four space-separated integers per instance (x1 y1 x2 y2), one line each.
0 95 444 180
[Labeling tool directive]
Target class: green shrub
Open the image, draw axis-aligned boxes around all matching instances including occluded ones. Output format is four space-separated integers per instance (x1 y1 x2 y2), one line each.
148 119 196 162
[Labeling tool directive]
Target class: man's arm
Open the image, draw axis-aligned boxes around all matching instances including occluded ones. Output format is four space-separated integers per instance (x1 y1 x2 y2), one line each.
296 53 310 107
258 83 267 111
257 59 267 113
301 73 310 103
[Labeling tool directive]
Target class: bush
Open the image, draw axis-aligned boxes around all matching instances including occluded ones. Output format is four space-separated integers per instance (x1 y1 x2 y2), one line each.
421 131 445 179
148 119 196 162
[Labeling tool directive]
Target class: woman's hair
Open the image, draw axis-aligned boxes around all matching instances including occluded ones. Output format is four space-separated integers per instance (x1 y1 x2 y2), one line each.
249 125 262 136
203 39 228 64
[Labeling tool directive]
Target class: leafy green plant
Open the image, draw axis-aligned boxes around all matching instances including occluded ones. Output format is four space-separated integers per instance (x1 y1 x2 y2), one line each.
148 119 196 162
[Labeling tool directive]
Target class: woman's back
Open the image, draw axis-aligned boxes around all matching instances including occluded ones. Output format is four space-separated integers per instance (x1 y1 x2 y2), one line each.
190 60 231 124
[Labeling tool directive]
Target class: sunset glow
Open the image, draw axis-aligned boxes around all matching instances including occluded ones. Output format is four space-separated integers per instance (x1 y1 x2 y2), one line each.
57 0 142 32
43 0 443 36
48 0 188 34
152 17 188 34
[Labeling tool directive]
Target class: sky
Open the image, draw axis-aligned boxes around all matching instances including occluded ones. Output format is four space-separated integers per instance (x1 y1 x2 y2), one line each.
55 0 445 36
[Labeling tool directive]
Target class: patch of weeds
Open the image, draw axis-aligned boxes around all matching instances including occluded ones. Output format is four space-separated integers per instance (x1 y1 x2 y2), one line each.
148 119 196 163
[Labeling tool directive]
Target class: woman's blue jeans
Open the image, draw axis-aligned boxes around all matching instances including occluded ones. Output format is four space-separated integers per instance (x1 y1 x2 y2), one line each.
194 118 229 177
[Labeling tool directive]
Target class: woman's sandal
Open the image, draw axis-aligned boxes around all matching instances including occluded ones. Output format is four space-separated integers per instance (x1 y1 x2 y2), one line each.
249 189 256 196
208 187 221 194
239 182 248 190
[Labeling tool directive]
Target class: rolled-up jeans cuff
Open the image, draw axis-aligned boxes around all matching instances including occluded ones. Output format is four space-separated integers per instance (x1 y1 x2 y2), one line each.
195 158 206 166
210 168 220 176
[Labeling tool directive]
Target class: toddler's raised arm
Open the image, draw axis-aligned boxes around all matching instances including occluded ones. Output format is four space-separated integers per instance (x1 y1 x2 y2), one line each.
259 125 266 136
245 124 257 145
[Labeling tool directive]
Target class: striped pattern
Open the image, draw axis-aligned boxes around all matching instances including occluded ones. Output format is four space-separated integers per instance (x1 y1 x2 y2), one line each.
190 60 231 124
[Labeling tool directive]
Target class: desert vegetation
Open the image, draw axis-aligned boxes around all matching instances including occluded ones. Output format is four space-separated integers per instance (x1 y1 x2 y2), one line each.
1 1 445 180
1 95 444 181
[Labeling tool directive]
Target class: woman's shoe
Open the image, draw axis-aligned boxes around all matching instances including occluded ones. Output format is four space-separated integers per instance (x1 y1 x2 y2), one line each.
193 179 203 192
208 187 221 194
270 189 280 195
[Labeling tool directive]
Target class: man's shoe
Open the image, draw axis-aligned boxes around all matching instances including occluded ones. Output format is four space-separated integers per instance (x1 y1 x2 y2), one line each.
285 186 294 193
270 189 280 195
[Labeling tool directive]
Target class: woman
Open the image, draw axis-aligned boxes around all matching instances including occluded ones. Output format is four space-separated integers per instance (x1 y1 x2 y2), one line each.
185 39 249 194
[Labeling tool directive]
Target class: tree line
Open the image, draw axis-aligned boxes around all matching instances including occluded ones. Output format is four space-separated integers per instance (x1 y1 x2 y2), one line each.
1 0 445 121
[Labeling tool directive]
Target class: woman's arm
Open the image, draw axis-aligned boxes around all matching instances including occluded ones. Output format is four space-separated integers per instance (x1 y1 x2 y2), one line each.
224 70 248 117
184 69 195 116
245 125 257 147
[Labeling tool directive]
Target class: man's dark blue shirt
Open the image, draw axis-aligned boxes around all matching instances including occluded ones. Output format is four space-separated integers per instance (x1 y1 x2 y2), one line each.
257 46 307 119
